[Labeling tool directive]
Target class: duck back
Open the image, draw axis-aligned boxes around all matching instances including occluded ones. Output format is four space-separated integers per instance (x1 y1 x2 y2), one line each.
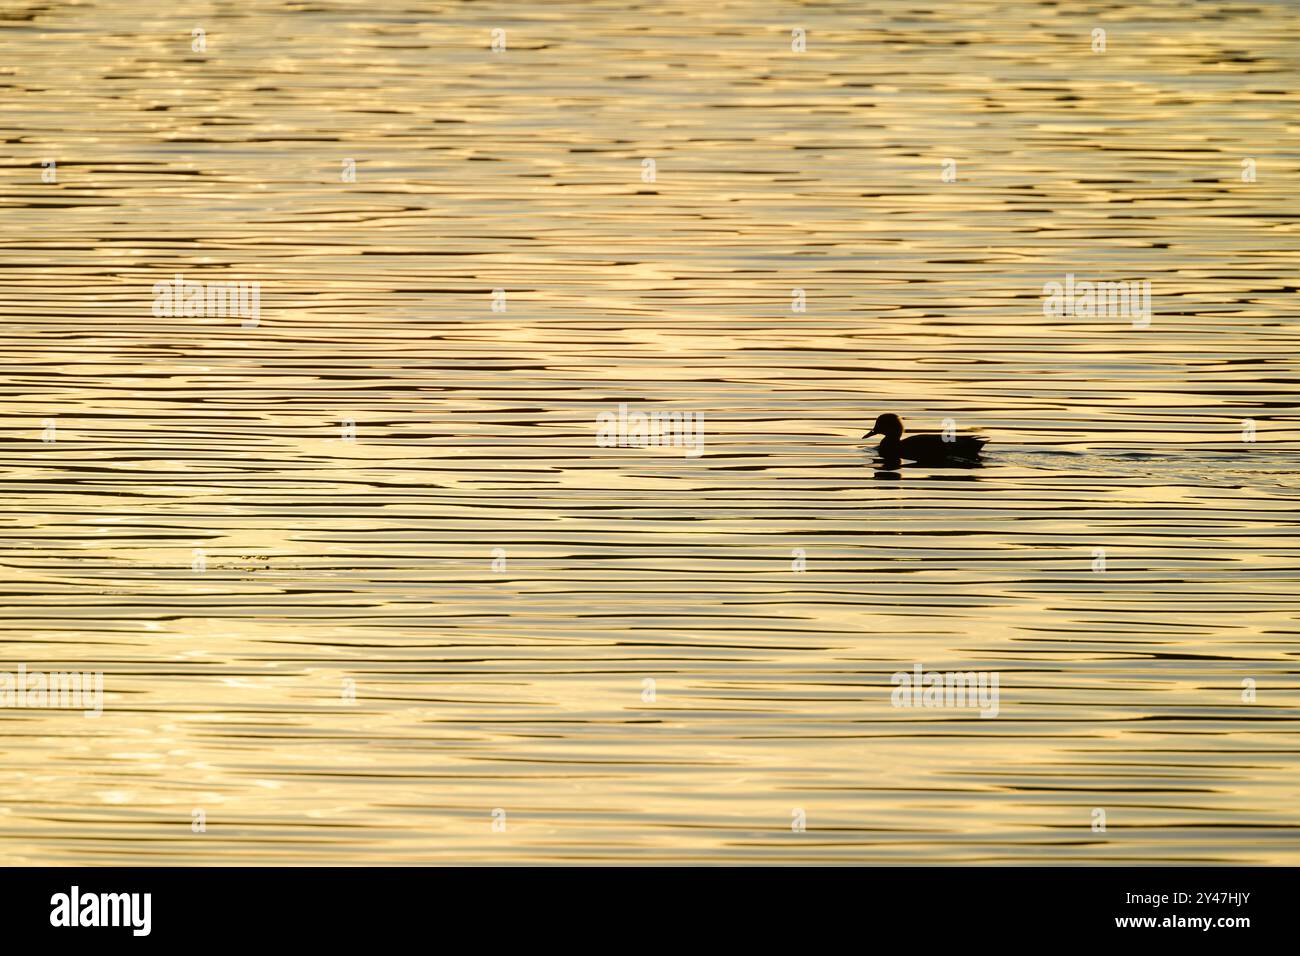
894 432 988 461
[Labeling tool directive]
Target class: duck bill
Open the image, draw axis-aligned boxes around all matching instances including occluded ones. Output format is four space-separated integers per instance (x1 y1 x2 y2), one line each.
863 429 879 438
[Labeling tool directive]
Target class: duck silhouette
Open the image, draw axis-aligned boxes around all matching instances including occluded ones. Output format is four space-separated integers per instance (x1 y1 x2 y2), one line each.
863 413 988 463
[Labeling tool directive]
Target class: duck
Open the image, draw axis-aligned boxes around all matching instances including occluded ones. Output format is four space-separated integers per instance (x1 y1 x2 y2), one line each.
863 413 988 462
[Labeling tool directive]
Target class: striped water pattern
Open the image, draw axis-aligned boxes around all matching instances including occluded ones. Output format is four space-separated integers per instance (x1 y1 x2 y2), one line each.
0 0 1297 863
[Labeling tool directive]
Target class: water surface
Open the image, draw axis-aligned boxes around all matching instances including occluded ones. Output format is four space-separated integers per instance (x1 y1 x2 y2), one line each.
0 0 1298 864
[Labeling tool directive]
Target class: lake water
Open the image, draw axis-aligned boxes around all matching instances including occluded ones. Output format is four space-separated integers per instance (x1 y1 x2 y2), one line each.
1 0 1297 864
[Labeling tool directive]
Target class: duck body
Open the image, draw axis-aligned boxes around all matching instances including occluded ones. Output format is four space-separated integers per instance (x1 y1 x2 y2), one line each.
864 413 988 463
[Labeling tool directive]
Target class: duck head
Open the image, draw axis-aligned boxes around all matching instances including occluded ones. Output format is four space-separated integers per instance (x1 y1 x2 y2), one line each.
864 413 904 440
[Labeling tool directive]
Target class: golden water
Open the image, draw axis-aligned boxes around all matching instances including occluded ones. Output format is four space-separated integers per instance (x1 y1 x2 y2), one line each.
1 0 1297 863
